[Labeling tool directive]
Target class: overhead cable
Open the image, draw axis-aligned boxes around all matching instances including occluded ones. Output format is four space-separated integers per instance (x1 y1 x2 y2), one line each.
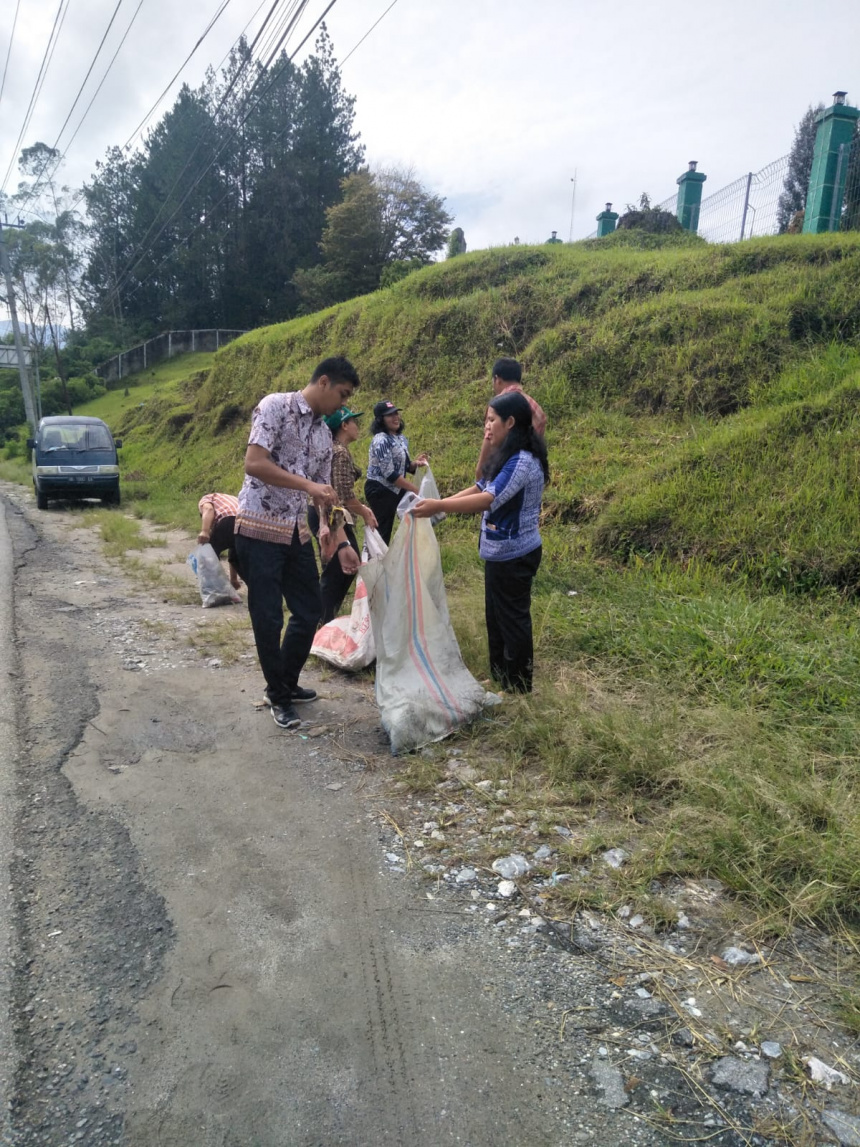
0 0 23 114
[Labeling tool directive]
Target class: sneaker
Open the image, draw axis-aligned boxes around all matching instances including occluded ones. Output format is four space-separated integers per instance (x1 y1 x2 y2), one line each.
271 703 301 729
264 686 317 707
290 685 317 704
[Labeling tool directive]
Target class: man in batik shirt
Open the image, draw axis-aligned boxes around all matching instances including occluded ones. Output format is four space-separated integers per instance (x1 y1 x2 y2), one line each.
235 356 361 729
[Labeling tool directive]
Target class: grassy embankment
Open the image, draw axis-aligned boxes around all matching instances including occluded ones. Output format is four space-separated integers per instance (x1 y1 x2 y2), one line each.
7 232 860 933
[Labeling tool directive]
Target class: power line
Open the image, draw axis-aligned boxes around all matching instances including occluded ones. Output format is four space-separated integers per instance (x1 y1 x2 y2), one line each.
341 0 400 66
51 0 127 153
107 0 319 299
0 0 22 114
1 0 72 193
105 0 340 308
120 0 240 154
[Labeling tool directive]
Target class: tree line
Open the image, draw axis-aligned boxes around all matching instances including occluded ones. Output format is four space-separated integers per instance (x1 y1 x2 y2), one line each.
0 28 454 436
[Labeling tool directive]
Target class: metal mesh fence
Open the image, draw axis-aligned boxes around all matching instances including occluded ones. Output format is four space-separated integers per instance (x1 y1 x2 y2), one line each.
839 142 860 231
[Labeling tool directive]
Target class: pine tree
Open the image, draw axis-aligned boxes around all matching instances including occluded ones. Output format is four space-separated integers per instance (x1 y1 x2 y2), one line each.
777 105 823 233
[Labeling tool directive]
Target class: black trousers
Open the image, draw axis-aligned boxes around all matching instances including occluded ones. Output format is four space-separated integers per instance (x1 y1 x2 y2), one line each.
484 546 542 693
318 522 361 624
209 514 239 572
234 529 322 705
364 480 403 545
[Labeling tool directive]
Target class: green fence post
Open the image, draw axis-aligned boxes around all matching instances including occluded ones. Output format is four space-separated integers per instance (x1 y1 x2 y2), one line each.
596 204 619 237
676 161 707 232
802 92 860 233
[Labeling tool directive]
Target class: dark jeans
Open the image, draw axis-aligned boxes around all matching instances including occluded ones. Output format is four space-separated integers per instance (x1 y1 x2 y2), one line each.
364 480 403 545
308 507 360 624
210 515 239 572
484 546 542 693
234 529 322 705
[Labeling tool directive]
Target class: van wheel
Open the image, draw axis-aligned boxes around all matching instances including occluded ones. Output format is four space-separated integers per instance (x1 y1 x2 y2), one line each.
36 490 48 510
102 488 120 506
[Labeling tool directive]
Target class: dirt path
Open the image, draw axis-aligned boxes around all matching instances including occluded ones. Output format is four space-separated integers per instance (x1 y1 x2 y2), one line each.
2 485 683 1147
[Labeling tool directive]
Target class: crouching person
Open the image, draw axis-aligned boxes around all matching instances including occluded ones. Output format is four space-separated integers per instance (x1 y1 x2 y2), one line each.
234 356 361 729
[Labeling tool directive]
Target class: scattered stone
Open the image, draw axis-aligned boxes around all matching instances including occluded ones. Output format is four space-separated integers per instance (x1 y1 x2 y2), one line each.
617 905 631 919
207 658 222 668
591 1058 629 1109
307 726 330 738
601 848 628 869
429 830 446 842
533 844 552 862
823 1109 860 1146
325 783 344 791
628 914 644 929
475 780 493 791
553 825 572 837
676 912 691 929
634 987 652 999
455 868 478 884
672 1028 694 1048
491 854 531 879
711 1056 769 1096
682 998 702 1018
807 1057 851 1089
761 1041 782 1059
497 880 517 899
721 946 761 967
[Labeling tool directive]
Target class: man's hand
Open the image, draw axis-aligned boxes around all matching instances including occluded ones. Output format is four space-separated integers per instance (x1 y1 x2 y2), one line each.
362 506 379 529
338 545 360 575
197 531 211 545
308 481 337 505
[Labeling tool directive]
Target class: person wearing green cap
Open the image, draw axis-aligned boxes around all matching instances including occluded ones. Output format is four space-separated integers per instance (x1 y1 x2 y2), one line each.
314 405 378 624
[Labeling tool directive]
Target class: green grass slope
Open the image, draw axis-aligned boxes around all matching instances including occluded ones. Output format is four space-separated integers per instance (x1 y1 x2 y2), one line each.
10 231 860 928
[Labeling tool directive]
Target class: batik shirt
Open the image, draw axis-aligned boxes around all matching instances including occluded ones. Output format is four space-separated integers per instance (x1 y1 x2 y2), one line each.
477 451 544 562
235 391 332 544
366 432 411 494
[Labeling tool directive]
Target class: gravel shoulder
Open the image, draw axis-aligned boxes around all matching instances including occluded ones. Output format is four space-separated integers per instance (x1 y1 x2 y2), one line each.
2 482 860 1147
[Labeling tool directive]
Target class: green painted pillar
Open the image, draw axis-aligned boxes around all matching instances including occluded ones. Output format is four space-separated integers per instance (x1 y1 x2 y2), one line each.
676 161 707 231
802 92 860 233
596 203 619 237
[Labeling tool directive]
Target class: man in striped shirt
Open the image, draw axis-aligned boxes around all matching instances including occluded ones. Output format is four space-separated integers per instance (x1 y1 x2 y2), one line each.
475 358 546 480
234 357 361 730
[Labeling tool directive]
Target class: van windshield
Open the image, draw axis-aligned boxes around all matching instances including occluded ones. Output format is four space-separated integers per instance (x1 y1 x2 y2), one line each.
40 425 113 453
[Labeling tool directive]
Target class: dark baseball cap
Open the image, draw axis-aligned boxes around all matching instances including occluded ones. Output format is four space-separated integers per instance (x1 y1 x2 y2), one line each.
373 400 401 419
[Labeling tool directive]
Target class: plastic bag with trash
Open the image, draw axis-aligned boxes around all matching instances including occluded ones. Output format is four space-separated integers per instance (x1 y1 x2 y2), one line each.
396 465 446 527
362 512 496 754
187 543 241 608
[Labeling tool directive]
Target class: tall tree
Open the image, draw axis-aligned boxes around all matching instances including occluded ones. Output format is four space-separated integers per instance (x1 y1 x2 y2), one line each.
777 104 823 233
295 166 452 311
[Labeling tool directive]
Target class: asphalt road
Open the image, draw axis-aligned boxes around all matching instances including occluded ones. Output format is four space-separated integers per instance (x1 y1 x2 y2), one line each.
0 482 685 1147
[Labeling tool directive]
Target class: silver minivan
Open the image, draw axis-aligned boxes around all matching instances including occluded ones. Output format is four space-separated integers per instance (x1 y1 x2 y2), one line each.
28 416 122 509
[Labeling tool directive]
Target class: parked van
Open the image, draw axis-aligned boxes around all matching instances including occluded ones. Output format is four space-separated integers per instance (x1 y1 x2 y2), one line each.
27 416 122 509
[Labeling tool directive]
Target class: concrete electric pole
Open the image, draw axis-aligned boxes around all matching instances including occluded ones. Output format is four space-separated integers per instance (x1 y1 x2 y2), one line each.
0 215 36 431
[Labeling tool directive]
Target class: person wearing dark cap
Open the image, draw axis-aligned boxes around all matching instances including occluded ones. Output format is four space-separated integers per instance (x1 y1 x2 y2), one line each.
364 400 429 544
314 406 378 624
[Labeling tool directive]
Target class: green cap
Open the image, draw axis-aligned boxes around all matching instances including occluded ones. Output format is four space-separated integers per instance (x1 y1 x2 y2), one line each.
324 406 363 433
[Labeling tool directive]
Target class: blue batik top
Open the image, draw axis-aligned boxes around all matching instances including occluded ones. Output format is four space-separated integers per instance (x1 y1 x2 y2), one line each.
477 451 544 562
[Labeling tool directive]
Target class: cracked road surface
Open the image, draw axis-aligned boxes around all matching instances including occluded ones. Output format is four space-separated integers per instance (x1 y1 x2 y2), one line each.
1 485 682 1147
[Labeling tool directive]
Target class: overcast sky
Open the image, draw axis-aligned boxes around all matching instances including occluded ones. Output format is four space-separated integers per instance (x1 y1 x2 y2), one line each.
1 0 858 268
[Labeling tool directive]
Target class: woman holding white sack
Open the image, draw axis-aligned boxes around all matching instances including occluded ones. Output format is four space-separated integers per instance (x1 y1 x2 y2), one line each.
411 391 548 693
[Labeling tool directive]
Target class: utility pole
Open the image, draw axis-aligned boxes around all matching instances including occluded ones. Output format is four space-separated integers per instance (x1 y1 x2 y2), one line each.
568 170 578 242
0 215 37 430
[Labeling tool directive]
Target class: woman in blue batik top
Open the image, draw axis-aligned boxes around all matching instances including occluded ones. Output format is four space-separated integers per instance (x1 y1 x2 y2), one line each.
411 390 548 693
364 399 429 543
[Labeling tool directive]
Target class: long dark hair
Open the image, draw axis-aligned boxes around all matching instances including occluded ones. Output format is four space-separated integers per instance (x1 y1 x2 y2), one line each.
482 391 550 482
370 412 406 435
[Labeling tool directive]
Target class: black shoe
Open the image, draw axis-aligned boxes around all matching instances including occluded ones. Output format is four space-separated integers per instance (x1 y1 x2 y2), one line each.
271 703 300 729
264 686 317 707
290 685 317 704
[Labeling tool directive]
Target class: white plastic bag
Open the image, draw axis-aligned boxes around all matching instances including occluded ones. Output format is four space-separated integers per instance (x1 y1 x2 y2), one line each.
396 466 446 526
362 513 494 754
187 543 241 608
310 528 388 672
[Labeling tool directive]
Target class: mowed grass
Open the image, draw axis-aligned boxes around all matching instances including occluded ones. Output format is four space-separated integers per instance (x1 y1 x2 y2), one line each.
7 234 860 928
